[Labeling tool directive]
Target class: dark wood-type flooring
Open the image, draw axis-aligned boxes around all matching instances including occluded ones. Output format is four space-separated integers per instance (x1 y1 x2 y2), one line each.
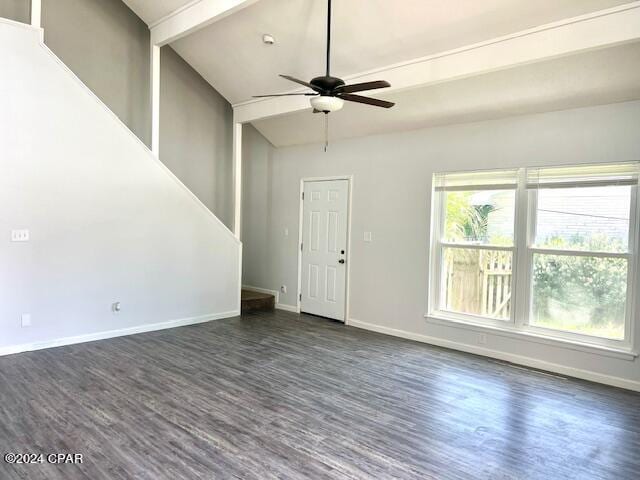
1 310 639 479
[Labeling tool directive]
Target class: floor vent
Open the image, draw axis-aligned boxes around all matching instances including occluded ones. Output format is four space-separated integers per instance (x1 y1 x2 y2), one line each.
488 359 567 380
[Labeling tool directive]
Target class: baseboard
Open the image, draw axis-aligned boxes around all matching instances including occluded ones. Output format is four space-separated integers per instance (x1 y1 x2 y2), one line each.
348 318 640 392
0 310 239 357
276 303 299 313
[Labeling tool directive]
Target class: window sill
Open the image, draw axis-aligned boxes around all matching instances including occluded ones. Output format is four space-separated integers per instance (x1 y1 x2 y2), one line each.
424 312 637 361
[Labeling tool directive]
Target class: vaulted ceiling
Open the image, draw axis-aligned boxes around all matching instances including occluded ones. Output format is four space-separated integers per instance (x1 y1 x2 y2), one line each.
123 0 640 146
253 41 640 146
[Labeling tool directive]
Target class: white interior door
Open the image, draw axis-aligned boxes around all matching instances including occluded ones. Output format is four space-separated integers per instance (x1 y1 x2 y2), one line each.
301 179 349 321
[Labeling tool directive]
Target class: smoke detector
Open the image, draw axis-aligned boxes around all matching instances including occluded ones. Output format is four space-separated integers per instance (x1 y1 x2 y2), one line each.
262 34 275 45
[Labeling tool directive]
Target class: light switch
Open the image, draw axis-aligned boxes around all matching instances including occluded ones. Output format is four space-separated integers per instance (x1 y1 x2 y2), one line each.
11 229 30 242
21 314 31 327
284 227 289 237
364 231 372 242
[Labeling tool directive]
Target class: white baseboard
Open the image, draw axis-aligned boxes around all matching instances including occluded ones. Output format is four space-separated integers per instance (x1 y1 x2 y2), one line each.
0 310 239 357
276 303 299 313
348 318 640 392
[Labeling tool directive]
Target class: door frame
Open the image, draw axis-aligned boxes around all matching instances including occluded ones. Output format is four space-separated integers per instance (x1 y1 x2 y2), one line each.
296 175 353 323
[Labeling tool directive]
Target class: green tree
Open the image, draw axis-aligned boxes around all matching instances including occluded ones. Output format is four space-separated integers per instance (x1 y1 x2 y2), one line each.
445 192 493 242
532 234 626 328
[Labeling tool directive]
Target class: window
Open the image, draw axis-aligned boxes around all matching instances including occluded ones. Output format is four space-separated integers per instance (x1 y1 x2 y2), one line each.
527 164 636 342
430 163 639 348
433 169 518 322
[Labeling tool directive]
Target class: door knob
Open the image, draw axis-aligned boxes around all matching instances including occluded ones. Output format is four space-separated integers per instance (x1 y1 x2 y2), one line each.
338 259 345 264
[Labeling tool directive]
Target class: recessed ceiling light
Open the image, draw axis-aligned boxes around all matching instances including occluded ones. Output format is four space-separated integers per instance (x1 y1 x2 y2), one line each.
262 34 275 45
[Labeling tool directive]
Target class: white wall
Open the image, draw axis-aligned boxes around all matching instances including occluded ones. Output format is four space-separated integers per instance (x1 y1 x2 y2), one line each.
242 99 640 390
0 20 240 353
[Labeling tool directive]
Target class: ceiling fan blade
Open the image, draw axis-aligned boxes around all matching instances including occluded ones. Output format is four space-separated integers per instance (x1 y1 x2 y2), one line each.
335 80 390 94
339 93 395 108
253 93 317 98
279 74 323 93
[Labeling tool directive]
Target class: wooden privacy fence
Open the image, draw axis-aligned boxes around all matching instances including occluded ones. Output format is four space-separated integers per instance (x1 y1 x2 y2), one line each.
444 249 512 319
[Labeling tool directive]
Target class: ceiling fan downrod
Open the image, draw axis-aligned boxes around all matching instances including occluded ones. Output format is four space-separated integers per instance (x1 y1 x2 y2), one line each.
326 0 332 77
251 0 395 150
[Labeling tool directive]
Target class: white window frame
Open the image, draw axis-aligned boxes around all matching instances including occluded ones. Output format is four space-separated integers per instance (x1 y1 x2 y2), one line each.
429 169 519 329
428 163 639 352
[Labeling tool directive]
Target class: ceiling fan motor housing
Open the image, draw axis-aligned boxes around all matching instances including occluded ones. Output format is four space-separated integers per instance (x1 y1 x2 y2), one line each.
310 76 345 94
252 0 394 111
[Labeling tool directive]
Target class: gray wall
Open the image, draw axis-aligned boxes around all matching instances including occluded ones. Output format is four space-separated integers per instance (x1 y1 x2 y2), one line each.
160 46 234 229
42 0 151 146
242 124 274 286
242 100 640 387
0 0 29 23
35 0 234 226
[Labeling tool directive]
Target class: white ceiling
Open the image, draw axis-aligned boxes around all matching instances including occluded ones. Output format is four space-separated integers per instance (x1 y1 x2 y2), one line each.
167 0 630 104
122 0 640 146
123 0 194 26
252 41 640 147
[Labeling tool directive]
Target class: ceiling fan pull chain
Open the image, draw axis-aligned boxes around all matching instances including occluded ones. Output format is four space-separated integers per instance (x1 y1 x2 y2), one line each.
324 112 329 152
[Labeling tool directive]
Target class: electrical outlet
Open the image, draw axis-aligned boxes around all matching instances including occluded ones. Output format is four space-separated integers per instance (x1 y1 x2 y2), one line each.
280 285 287 294
364 231 372 242
11 229 30 242
478 333 487 345
21 314 31 327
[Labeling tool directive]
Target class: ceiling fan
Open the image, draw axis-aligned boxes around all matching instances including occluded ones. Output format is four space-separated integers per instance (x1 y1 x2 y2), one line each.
253 0 395 115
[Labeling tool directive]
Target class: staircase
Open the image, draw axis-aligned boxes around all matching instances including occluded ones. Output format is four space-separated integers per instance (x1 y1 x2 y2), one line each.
241 290 275 313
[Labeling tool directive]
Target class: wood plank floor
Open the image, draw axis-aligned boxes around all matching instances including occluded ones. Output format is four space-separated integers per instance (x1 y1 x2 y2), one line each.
1 310 639 480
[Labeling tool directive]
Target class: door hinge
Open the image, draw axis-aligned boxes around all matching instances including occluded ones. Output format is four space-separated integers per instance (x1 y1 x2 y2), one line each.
302 192 304 200
299 293 302 301
301 242 303 251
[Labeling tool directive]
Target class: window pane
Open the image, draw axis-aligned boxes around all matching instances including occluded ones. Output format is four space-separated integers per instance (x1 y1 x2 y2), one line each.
531 254 627 340
444 190 515 245
534 185 631 253
441 248 512 320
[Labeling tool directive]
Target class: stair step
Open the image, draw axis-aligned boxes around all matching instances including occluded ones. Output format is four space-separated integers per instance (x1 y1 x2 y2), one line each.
241 289 275 313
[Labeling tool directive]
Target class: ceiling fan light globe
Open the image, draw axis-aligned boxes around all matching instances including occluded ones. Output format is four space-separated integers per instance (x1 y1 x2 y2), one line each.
310 95 344 113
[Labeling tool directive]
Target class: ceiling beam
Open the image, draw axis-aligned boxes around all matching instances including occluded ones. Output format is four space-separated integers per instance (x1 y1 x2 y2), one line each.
150 0 259 46
233 2 640 124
